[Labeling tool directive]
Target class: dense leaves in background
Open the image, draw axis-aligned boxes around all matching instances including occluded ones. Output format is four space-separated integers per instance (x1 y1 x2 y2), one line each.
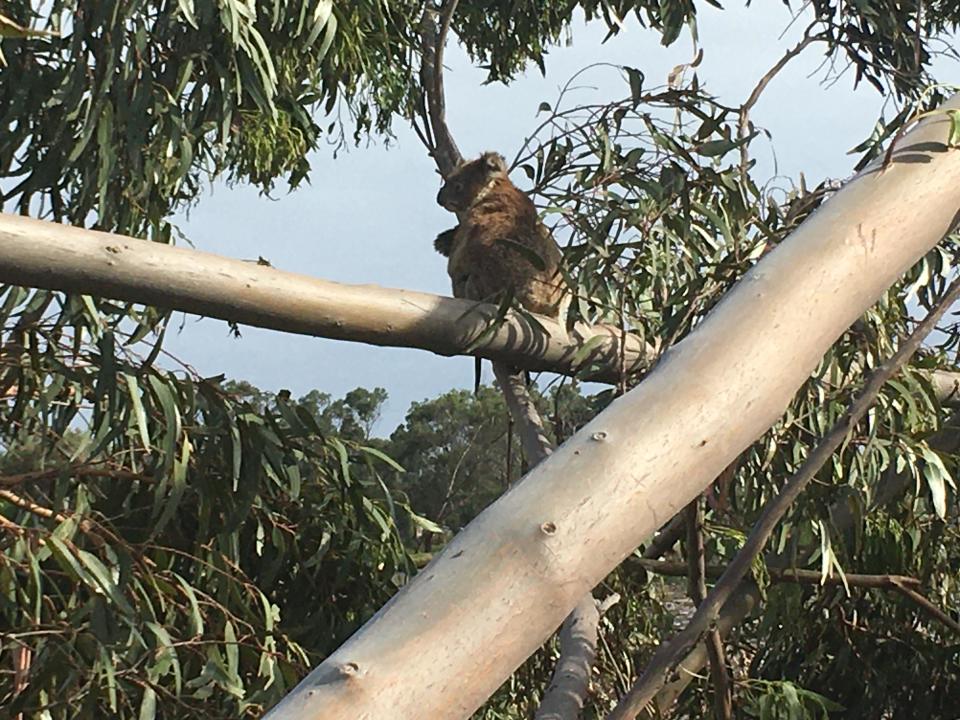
3 0 960 718
0 310 416 717
386 380 597 547
0 0 704 238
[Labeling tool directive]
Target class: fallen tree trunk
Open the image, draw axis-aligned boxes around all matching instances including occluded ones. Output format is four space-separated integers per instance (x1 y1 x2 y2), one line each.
261 99 960 718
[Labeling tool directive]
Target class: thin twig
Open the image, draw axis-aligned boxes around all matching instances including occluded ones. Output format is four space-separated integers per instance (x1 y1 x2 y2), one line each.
436 422 486 522
610 274 960 719
635 559 923 590
685 500 732 720
914 0 924 74
890 577 960 636
0 463 149 487
738 23 822 172
435 0 459 107
0 488 105 545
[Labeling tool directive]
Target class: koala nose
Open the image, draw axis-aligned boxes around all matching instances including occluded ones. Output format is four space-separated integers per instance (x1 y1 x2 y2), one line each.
436 187 445 206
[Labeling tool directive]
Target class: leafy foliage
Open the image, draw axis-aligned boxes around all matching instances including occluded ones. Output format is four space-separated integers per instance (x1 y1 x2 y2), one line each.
0 310 413 718
801 0 960 97
4 0 960 718
0 0 418 234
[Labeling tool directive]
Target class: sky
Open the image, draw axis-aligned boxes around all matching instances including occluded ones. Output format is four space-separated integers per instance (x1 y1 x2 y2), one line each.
163 3 950 435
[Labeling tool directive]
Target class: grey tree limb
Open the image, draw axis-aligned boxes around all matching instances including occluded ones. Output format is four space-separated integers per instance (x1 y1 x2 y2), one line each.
5 214 960 405
533 594 602 720
0 212 649 383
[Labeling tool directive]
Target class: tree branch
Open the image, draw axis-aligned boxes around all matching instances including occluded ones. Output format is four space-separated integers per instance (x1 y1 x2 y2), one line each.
492 363 553 464
890 577 960 636
534 594 601 720
739 23 823 171
0 212 650 383
636 559 923 589
642 511 687 560
640 558 960 638
417 1 462 175
643 564 960 639
684 500 732 720
0 463 149 487
262 93 960 720
611 272 960 720
0 488 104 545
7 213 960 407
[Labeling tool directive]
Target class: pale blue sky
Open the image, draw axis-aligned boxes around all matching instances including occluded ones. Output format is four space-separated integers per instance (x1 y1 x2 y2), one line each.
164 3 950 434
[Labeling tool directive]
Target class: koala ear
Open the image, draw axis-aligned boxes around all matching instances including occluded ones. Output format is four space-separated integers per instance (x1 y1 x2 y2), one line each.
482 152 507 174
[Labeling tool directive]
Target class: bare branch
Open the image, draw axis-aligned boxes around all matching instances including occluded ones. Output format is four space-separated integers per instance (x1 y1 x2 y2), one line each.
418 2 462 175
8 213 960 410
684 500 732 720
913 0 925 74
891 577 960 636
0 212 651 383
534 594 603 720
636 559 923 590
492 363 553 464
434 0 459 120
739 24 822 171
611 273 960 719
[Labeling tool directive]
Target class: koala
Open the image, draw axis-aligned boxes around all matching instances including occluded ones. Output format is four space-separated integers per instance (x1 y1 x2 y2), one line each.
434 152 566 318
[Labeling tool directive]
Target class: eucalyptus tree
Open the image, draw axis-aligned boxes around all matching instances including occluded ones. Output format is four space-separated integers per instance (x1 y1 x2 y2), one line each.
2 1 960 719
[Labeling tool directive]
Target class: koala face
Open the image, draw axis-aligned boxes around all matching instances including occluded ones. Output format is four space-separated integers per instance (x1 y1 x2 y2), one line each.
436 152 508 212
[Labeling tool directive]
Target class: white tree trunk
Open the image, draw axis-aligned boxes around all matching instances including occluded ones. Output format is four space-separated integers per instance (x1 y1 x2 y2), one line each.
263 97 960 718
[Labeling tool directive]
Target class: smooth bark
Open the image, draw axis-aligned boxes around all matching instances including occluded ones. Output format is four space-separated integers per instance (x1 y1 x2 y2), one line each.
533 594 602 720
0 212 648 383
